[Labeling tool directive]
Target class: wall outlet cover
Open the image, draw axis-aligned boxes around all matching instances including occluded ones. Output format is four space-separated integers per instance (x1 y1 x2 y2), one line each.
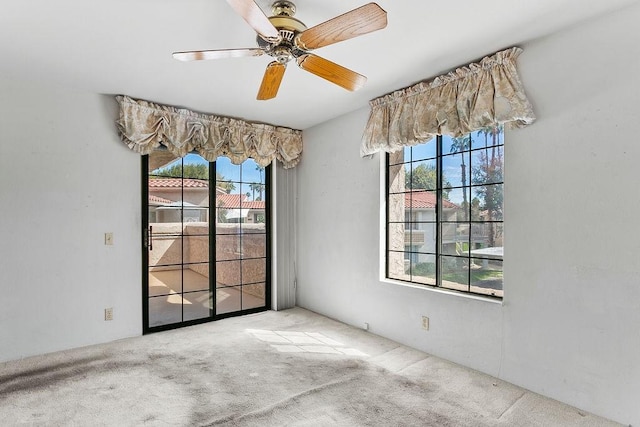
422 316 429 331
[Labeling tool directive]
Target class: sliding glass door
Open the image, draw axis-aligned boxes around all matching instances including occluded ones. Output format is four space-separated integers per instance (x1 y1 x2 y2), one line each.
143 151 270 332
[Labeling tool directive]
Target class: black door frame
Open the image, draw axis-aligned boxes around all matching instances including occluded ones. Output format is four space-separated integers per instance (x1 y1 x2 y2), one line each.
141 154 271 334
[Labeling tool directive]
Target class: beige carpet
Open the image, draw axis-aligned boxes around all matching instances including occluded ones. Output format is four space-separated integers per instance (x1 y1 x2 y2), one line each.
0 308 618 426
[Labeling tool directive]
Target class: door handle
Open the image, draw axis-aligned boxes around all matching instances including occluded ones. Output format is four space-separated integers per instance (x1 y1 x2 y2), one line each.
148 226 153 251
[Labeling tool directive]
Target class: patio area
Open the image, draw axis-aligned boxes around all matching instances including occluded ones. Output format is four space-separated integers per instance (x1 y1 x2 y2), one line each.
148 269 265 327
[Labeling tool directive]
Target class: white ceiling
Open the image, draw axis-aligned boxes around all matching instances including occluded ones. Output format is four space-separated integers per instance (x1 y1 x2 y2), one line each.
0 0 636 130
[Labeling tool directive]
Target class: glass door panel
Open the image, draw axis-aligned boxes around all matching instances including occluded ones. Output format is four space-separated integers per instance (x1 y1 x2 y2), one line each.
215 158 267 314
147 153 212 328
144 153 270 332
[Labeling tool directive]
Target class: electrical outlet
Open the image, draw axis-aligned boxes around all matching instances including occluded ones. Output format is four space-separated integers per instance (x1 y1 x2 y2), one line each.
421 316 429 331
104 232 114 245
105 308 113 321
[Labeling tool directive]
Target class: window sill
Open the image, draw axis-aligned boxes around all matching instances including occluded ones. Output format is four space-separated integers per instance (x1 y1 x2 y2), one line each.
379 276 503 305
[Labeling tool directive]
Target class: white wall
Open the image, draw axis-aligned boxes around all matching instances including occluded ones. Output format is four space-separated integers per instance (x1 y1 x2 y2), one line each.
0 78 142 362
296 3 640 425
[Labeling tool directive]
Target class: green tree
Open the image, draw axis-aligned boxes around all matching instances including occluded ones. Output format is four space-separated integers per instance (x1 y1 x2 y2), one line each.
249 183 265 201
156 163 209 179
450 135 472 220
405 163 451 199
405 163 437 190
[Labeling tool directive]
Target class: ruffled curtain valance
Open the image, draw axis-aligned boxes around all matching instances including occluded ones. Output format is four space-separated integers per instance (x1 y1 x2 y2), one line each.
116 95 303 168
360 47 535 156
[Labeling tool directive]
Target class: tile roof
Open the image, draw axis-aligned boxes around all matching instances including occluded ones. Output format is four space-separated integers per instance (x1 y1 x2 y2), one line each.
216 193 265 209
149 195 173 204
149 178 208 188
406 191 458 209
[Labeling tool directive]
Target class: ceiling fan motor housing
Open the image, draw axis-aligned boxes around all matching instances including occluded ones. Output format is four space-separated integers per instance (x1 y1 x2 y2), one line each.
256 2 307 64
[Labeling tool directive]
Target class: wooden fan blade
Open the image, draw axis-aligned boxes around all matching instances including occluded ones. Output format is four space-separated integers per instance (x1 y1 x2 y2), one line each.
296 3 387 50
296 54 366 91
257 62 286 100
226 0 282 43
173 48 264 61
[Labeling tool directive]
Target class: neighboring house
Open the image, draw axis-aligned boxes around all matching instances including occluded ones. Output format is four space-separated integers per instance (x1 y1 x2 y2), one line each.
216 192 266 224
148 178 210 223
148 178 265 224
149 178 209 206
404 191 461 257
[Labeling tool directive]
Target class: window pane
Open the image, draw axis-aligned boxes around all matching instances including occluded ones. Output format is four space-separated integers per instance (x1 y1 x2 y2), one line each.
183 291 212 321
443 188 470 222
217 260 241 287
411 253 436 286
440 256 469 292
242 232 266 258
216 157 241 182
388 193 406 223
388 163 409 194
149 269 181 297
183 265 210 292
471 223 504 254
183 236 209 264
149 294 183 327
388 222 407 252
471 184 503 221
242 258 266 284
387 251 408 281
471 148 503 185
469 126 505 149
217 286 242 314
409 222 436 254
406 190 437 214
242 159 266 184
182 153 209 180
470 130 487 149
411 139 437 161
442 153 470 188
409 160 437 190
242 283 266 310
470 260 503 298
442 135 471 157
149 227 182 268
150 155 180 175
217 234 241 261
441 223 469 256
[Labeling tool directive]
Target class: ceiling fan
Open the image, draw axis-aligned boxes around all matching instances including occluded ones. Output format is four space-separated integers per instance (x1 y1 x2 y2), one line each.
173 0 388 100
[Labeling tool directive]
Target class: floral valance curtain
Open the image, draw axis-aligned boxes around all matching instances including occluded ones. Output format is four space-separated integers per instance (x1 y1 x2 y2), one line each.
116 95 303 168
360 47 535 156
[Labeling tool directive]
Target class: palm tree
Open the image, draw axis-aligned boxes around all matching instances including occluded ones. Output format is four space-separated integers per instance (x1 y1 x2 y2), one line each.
450 135 471 220
248 183 265 200
255 165 265 200
216 172 235 194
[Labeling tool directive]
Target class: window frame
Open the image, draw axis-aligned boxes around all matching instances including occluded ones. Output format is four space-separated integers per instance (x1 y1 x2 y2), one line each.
383 130 504 300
